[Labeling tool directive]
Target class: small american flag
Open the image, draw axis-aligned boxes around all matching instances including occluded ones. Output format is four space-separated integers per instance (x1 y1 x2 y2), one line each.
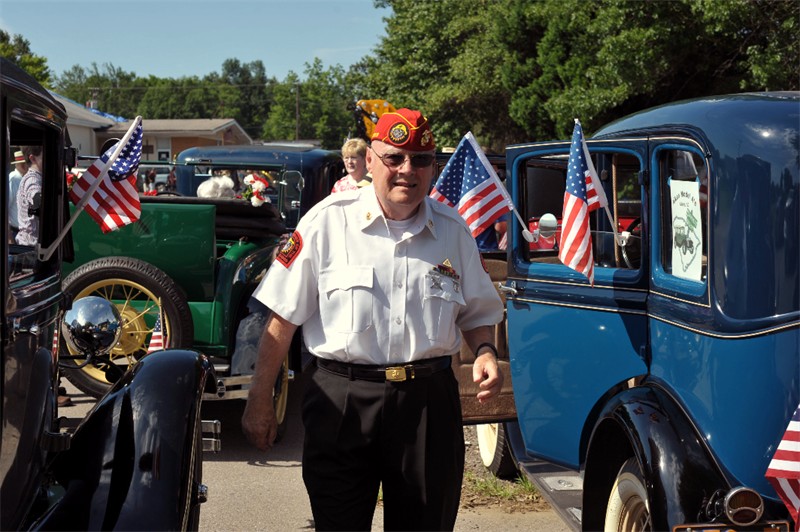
70 120 143 233
430 132 512 238
766 403 800 527
559 120 603 285
146 313 165 354
52 327 59 358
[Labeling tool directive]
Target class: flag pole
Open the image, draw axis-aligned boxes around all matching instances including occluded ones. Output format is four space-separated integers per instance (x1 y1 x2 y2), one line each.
38 116 142 261
576 119 623 246
465 132 534 243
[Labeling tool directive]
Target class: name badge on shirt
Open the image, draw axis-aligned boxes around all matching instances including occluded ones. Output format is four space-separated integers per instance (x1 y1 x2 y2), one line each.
430 259 461 293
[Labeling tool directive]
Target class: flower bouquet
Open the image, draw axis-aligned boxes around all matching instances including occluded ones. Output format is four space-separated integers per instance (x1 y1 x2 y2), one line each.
241 174 272 207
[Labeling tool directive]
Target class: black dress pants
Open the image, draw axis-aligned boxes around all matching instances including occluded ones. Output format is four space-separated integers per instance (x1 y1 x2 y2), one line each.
301 363 465 531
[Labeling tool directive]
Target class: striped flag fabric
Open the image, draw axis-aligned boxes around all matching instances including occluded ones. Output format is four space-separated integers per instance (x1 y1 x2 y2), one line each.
765 403 800 527
146 313 165 354
430 132 512 238
69 120 143 233
559 120 601 285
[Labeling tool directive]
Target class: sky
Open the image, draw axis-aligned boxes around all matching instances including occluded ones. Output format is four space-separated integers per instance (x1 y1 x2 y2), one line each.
0 0 391 80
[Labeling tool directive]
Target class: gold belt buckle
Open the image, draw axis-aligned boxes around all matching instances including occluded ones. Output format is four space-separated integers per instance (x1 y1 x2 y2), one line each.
385 365 415 382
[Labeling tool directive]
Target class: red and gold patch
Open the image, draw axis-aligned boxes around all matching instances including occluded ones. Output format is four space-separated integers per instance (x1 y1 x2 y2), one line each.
388 122 410 145
277 230 303 268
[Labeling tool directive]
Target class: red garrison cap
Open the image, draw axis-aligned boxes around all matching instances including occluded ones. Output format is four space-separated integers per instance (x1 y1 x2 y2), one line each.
370 108 435 151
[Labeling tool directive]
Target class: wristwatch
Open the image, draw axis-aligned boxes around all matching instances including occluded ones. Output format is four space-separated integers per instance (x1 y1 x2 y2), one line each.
475 342 498 359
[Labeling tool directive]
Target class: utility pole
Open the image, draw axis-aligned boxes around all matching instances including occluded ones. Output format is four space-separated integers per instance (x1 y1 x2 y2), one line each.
295 84 300 141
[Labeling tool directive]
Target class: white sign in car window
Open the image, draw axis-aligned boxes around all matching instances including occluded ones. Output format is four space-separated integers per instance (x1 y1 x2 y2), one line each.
669 179 703 281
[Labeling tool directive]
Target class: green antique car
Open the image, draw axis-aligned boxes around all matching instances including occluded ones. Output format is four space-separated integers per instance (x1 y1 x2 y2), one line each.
61 144 343 434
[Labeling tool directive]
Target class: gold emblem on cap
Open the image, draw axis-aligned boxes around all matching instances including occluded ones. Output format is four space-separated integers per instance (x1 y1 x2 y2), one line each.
366 212 372 220
389 123 410 144
421 130 432 146
443 258 452 267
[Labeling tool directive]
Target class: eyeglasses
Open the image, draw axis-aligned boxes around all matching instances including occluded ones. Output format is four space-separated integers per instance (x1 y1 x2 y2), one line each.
370 146 435 169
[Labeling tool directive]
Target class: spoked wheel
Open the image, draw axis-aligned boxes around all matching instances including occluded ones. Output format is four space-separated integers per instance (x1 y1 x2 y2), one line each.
605 457 652 532
61 257 193 398
476 422 518 479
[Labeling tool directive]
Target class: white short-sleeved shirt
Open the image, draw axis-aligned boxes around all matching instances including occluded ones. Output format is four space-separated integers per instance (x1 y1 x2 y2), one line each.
252 186 504 365
15 168 41 246
8 169 23 229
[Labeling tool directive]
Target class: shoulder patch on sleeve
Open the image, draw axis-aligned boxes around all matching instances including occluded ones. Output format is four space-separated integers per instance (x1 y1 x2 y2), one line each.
277 230 303 268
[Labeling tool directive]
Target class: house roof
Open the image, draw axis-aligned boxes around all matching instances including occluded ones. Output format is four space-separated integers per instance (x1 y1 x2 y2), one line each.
51 92 117 129
106 118 253 144
48 92 253 144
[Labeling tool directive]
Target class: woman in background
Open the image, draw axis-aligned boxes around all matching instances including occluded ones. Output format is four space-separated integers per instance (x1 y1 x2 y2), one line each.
331 138 370 193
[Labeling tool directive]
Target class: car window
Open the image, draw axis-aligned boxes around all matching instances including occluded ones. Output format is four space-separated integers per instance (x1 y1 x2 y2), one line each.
657 147 708 284
8 118 60 282
521 150 643 271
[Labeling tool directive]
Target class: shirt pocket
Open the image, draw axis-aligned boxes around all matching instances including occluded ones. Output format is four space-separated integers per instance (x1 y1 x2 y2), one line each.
422 273 466 346
319 266 374 333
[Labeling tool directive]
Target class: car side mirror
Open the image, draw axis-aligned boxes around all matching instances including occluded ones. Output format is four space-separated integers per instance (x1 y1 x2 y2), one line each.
533 213 558 241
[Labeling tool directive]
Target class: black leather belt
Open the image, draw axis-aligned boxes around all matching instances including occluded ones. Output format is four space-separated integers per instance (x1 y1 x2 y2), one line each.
315 356 452 382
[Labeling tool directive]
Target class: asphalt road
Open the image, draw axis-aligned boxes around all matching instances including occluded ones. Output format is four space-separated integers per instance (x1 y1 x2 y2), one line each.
61 371 568 531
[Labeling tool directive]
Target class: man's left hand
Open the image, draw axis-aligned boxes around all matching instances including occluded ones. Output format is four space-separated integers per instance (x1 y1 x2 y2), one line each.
472 353 503 403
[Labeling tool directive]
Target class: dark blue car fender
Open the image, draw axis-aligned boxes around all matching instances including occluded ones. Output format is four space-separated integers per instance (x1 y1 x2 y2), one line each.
580 384 730 531
33 349 215 531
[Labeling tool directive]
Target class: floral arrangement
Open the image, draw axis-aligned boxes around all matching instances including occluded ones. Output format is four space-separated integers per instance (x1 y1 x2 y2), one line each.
241 174 272 207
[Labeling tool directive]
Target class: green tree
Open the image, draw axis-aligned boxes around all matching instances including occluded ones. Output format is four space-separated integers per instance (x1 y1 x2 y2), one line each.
55 63 142 118
363 0 799 145
0 31 52 86
262 72 302 142
262 61 354 149
301 59 353 149
136 76 222 119
216 59 276 139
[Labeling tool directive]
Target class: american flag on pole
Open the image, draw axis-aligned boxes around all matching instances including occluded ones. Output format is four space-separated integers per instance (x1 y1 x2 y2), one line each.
559 120 603 285
765 403 800 527
70 120 143 233
146 312 166 354
430 132 512 238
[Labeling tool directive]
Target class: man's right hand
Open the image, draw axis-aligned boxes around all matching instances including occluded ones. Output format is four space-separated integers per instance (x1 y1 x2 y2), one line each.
242 393 278 451
240 312 298 452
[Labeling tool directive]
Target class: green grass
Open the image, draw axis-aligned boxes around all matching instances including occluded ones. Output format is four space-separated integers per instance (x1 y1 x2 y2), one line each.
464 470 539 501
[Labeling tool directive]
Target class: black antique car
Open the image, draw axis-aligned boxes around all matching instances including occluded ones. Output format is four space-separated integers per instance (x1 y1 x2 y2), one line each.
1 58 218 530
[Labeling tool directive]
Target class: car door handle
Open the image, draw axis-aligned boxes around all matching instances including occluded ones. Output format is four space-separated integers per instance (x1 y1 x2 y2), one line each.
498 283 518 297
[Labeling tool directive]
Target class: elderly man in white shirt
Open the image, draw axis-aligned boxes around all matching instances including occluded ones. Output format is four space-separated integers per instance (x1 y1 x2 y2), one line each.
242 108 503 531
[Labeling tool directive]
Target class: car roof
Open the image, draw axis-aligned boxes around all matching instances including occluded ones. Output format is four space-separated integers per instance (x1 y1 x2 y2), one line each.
176 144 341 168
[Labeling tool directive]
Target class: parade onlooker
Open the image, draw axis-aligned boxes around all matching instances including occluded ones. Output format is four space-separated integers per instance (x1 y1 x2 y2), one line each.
331 137 370 193
8 149 27 241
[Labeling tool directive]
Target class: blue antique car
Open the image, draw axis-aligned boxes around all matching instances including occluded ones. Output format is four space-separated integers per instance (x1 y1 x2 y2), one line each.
489 93 799 531
1 59 217 530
